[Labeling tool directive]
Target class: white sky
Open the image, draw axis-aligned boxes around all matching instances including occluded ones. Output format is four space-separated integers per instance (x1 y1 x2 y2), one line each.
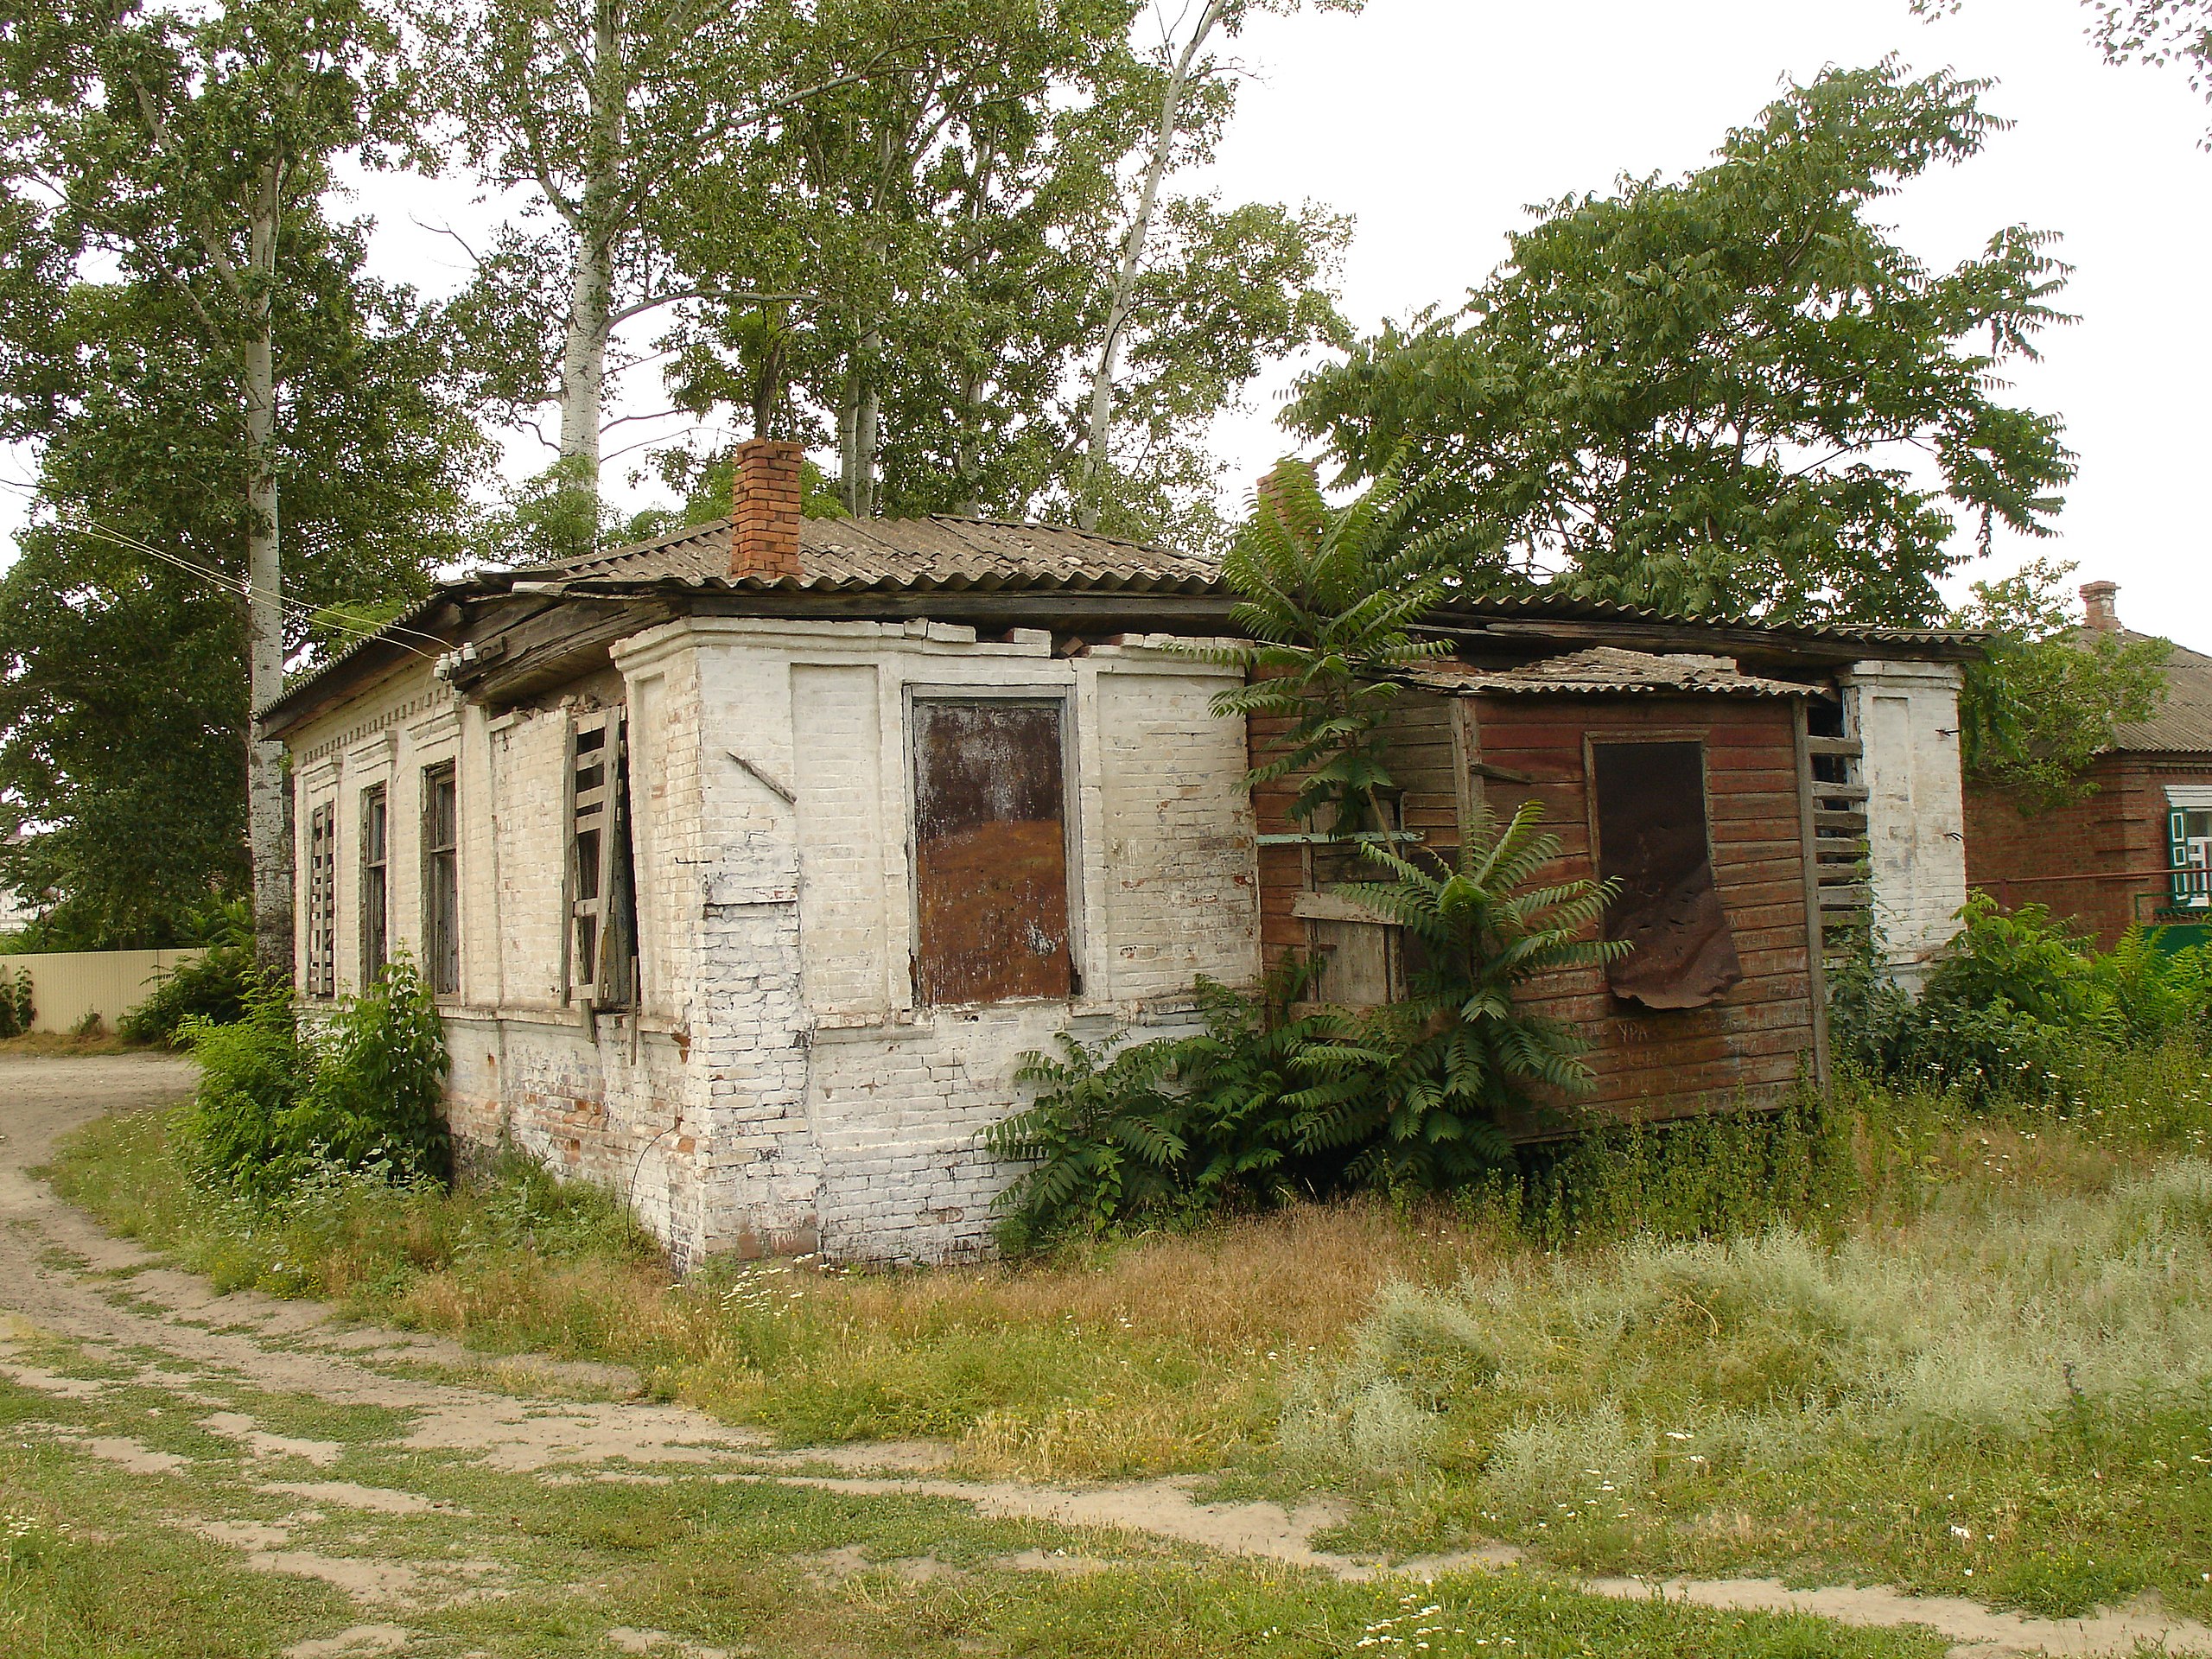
1186 0 2212 648
5 0 2206 648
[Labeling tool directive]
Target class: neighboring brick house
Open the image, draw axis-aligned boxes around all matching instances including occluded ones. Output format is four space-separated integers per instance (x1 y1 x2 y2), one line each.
259 442 1978 1264
1963 581 2212 948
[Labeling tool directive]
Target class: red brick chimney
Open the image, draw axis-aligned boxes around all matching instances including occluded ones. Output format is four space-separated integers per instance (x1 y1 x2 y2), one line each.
730 438 804 582
2080 579 2121 633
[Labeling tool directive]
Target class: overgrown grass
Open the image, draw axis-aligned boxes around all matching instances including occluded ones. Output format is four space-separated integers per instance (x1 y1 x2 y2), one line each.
44 1034 2212 1622
0 1351 1948 1659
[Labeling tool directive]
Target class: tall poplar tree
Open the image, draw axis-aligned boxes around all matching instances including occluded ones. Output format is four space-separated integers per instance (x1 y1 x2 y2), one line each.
0 0 424 965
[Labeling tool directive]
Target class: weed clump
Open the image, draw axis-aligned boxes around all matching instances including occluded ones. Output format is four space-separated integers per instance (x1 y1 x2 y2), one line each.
990 802 1620 1252
181 952 449 1198
1831 899 2212 1103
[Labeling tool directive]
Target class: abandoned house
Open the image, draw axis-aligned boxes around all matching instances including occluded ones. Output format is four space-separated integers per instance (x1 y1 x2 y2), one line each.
259 440 1978 1266
1964 580 2212 948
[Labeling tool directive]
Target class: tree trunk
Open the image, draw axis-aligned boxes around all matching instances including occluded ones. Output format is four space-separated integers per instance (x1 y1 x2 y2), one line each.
558 233 612 475
855 362 879 518
245 168 289 972
556 0 623 486
1074 0 1222 531
838 385 859 515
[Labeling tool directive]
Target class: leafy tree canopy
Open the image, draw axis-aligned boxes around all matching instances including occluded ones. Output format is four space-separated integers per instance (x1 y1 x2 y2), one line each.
1953 558 2170 812
0 200 486 950
1287 60 2075 626
655 0 1351 547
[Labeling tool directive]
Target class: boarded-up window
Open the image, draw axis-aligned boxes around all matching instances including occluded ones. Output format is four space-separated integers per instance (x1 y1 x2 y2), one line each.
306 802 336 999
1304 797 1408 1008
912 698 1072 1005
1590 740 1741 1009
359 785 389 983
422 760 460 996
568 708 637 1009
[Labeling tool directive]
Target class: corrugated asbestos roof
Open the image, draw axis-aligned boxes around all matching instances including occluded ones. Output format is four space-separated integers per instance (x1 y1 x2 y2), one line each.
261 512 1981 728
1414 592 1978 650
521 513 1220 591
1402 646 1821 699
2107 630 2212 754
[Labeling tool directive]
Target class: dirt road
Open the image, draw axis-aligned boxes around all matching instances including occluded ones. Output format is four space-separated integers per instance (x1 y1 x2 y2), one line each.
3 1054 2208 1659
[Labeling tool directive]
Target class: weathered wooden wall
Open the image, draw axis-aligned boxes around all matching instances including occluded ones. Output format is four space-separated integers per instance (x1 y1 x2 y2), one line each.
1250 686 1821 1128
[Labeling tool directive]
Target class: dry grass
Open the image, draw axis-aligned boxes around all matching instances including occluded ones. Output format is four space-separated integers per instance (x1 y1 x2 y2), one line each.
0 1031 140 1057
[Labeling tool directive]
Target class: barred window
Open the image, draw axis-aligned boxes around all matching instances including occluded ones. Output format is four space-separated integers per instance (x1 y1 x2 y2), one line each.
568 708 637 1009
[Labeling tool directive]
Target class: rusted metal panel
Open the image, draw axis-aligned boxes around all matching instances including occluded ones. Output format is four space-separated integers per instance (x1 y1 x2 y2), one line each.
1590 740 1743 1010
912 699 1072 1005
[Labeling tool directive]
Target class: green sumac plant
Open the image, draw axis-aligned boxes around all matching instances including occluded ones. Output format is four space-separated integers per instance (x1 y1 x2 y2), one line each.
988 961 1339 1252
1198 457 1456 832
182 951 449 1199
991 807 1622 1249
1290 802 1624 1187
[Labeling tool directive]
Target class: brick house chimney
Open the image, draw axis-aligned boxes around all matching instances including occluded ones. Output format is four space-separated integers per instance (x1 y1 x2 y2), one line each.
729 438 804 581
2080 579 2121 633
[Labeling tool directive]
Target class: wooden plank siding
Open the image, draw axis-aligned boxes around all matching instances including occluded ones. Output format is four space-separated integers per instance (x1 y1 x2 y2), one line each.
1250 686 1821 1133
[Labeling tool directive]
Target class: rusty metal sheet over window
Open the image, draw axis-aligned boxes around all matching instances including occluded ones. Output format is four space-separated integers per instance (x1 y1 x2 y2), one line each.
1591 740 1742 1009
912 699 1072 1005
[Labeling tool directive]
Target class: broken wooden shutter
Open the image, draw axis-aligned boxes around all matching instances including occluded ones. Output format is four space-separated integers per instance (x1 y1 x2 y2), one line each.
306 802 336 998
1590 741 1742 1009
568 707 637 1009
422 762 460 996
911 699 1072 1005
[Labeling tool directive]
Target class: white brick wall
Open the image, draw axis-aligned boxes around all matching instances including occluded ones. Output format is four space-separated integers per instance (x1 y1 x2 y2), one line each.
284 619 1260 1266
1845 659 1969 991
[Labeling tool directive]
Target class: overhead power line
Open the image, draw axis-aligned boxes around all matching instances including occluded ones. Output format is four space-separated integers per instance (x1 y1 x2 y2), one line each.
0 474 450 660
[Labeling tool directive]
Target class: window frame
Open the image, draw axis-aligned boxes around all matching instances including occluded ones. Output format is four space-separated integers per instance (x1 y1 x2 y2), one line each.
305 799 336 1000
359 783 389 983
564 705 638 1011
1582 730 1741 1011
2174 806 2212 910
902 686 1083 1007
421 759 460 998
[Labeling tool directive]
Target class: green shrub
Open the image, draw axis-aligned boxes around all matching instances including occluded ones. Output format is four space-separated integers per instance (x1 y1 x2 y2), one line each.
988 960 1338 1252
181 983 315 1198
990 804 1619 1251
1834 898 2210 1103
289 954 451 1184
118 900 273 1047
181 951 450 1199
0 961 32 1037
